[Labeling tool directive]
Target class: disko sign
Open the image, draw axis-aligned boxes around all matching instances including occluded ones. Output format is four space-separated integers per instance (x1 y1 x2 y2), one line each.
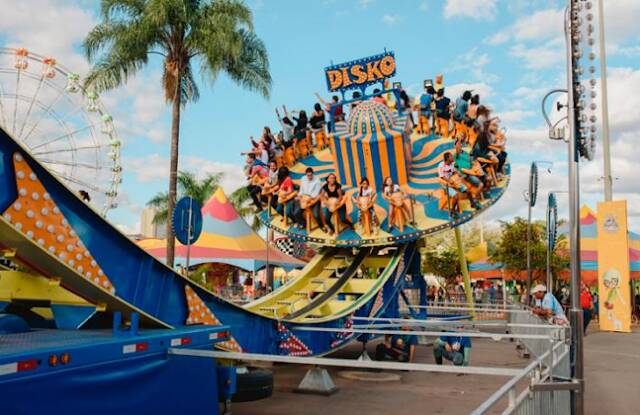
325 52 396 92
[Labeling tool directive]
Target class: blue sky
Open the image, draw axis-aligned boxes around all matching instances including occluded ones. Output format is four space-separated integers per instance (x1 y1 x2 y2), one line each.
0 0 639 232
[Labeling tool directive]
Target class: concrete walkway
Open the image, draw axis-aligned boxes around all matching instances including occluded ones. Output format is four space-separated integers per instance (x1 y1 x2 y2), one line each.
584 325 640 414
230 324 640 414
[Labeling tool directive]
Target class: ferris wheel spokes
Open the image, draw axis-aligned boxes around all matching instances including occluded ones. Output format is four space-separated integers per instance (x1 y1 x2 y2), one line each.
0 47 121 215
17 71 47 139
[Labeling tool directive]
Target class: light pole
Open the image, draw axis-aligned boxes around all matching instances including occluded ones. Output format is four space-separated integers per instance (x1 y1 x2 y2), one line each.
596 0 613 201
523 161 552 305
541 2 600 413
545 191 567 291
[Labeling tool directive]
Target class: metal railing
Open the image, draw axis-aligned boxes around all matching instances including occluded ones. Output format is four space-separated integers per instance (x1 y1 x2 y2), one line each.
473 304 573 415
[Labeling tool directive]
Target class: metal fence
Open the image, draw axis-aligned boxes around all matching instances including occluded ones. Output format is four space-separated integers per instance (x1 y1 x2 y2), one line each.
473 304 572 415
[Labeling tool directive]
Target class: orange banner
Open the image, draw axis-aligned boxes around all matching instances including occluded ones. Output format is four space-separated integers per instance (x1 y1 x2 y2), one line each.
596 200 631 333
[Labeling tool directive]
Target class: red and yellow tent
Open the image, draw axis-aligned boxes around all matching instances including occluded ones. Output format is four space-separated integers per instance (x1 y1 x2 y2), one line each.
138 189 305 272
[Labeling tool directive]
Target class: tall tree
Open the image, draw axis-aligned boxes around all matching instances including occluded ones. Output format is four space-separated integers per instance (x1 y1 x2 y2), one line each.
84 0 271 266
491 217 568 282
422 249 461 288
147 170 222 224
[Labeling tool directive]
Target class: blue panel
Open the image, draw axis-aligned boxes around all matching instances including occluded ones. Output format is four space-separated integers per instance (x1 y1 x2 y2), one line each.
382 129 399 185
51 305 97 329
346 140 356 187
0 352 220 415
0 133 17 212
368 137 383 187
334 138 345 183
356 141 366 184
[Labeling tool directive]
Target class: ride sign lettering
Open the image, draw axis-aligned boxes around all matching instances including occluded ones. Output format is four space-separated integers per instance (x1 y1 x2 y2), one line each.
325 52 396 92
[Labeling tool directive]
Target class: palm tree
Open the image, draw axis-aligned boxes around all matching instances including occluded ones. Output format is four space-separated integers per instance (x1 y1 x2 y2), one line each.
229 186 262 231
147 170 221 225
84 0 271 267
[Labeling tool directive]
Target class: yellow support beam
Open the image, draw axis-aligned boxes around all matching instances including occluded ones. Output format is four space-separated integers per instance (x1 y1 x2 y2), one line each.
0 270 104 310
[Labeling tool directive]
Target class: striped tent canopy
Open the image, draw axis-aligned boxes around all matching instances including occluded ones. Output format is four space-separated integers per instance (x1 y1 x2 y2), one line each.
576 205 640 285
138 189 305 272
331 100 411 189
469 257 503 280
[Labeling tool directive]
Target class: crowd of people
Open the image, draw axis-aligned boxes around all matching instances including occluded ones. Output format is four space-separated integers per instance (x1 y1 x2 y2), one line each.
242 79 509 235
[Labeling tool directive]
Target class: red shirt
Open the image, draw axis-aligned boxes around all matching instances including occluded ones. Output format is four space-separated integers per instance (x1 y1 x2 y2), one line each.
280 176 293 193
580 290 593 309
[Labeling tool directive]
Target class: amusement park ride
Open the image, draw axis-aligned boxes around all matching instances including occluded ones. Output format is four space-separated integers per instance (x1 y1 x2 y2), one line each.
0 48 509 414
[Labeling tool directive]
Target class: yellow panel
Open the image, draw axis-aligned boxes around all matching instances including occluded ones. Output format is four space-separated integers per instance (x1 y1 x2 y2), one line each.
597 201 631 332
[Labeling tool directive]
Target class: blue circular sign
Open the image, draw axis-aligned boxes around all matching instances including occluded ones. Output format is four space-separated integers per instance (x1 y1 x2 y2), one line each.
172 197 203 245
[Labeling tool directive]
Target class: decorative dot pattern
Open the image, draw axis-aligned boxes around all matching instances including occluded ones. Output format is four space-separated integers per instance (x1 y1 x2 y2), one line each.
184 285 243 352
276 322 312 356
3 152 115 293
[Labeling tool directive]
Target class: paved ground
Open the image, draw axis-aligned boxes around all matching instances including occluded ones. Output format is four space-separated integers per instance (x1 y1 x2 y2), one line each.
232 338 529 415
584 324 640 414
229 322 640 415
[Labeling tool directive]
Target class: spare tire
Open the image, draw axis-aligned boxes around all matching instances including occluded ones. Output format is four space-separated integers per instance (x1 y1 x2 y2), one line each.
232 368 274 402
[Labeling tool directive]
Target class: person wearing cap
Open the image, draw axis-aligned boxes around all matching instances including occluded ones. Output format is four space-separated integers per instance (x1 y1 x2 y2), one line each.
531 284 568 324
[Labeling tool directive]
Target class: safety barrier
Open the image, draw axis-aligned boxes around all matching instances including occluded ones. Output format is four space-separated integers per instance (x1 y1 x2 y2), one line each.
473 304 572 415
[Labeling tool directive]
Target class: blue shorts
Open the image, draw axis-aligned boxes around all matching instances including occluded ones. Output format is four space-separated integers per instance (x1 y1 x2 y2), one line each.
447 185 466 196
466 175 481 186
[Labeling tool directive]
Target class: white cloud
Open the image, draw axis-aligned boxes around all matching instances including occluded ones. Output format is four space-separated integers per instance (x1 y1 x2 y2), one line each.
600 0 640 44
125 154 169 183
450 48 498 83
496 110 535 124
443 0 497 21
485 32 510 46
124 153 245 194
447 82 493 101
382 14 402 26
510 37 565 70
0 0 95 73
486 8 564 46
116 221 141 235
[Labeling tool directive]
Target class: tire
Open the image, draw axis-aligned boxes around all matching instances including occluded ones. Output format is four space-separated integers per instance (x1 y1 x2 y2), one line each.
232 368 274 403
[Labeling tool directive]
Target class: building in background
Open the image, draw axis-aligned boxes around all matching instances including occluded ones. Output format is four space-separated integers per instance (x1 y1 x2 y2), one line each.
140 207 165 239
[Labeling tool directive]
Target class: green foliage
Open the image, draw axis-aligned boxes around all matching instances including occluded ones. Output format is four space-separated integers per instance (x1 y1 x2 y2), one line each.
229 186 262 231
84 0 271 102
422 249 461 286
421 223 500 254
490 217 568 281
147 170 221 224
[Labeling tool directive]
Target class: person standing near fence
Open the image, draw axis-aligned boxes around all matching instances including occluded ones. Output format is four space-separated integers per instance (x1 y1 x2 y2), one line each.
580 283 594 335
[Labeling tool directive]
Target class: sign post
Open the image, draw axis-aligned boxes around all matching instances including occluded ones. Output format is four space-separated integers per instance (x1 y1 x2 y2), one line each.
173 196 203 278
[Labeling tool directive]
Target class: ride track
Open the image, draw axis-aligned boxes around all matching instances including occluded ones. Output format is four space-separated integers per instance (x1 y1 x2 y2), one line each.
0 100 510 357
0 125 427 356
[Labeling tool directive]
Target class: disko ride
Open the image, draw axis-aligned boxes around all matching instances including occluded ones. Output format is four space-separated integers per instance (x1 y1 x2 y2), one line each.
0 51 509 394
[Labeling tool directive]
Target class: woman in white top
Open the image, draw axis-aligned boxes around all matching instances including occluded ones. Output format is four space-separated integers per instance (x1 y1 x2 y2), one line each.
381 176 414 229
352 177 378 232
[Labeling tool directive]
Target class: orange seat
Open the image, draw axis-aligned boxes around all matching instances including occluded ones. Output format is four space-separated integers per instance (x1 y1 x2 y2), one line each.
314 129 327 151
284 146 296 167
418 115 430 134
436 117 451 138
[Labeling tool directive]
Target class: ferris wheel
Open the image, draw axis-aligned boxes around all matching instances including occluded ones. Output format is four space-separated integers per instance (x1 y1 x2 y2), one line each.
0 47 121 215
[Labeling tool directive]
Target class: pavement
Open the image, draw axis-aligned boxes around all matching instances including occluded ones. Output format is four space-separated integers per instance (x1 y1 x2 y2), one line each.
232 338 529 415
583 323 640 414
229 322 640 415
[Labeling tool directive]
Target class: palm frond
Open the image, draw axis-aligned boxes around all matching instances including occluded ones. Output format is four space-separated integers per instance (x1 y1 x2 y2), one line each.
220 29 271 98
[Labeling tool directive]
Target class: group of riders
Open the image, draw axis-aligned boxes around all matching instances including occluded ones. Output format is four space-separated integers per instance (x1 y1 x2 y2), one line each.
243 81 508 236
